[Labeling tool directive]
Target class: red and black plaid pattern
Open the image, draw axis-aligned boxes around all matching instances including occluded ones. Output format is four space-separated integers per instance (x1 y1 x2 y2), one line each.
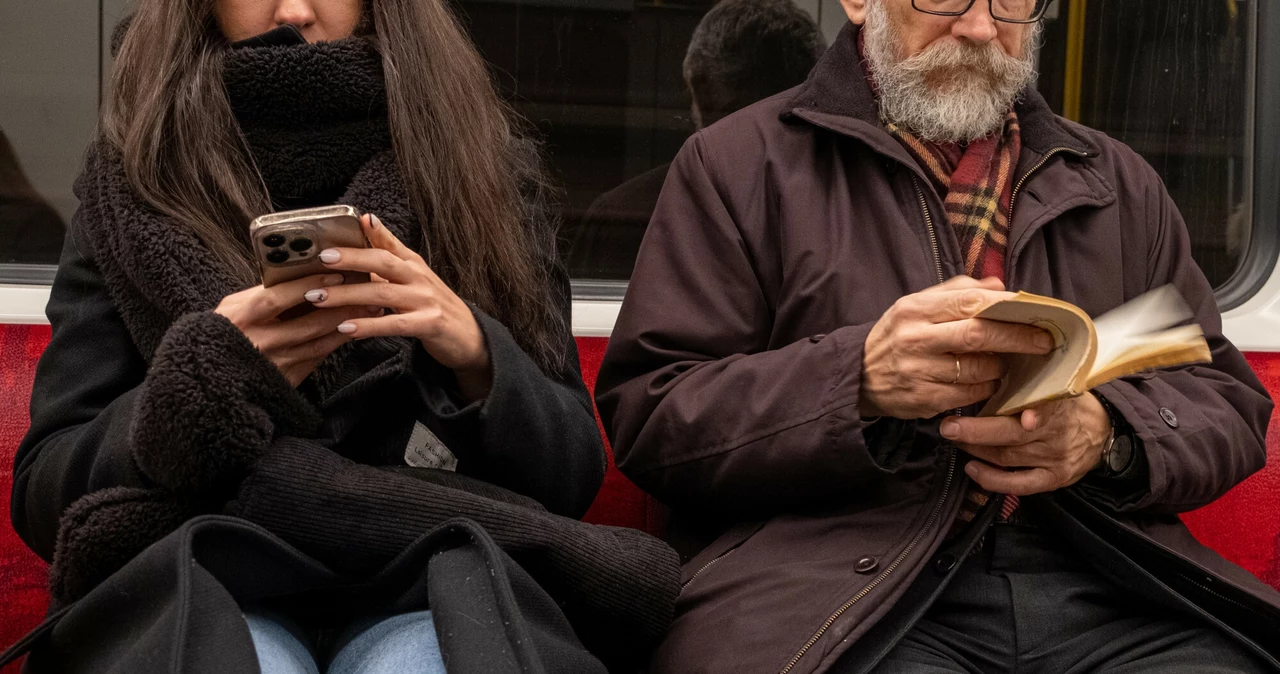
887 113 1024 528
888 113 1022 283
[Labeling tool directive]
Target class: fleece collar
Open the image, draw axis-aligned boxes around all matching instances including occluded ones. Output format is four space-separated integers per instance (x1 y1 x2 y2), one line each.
223 34 393 202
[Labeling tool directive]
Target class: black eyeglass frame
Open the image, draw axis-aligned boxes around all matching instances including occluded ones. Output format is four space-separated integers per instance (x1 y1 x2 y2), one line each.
911 0 1051 24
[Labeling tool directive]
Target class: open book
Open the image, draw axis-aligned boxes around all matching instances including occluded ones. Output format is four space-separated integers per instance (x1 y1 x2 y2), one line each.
976 286 1212 417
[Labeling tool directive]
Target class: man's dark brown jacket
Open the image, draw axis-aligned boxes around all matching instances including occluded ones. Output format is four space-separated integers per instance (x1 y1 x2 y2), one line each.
597 23 1280 674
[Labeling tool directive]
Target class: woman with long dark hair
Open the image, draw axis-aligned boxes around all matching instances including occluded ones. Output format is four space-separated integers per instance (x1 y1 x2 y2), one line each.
5 0 677 671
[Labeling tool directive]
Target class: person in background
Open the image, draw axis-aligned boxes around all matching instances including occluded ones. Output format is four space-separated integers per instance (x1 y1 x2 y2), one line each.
6 0 677 671
0 129 66 265
566 0 826 279
597 0 1280 671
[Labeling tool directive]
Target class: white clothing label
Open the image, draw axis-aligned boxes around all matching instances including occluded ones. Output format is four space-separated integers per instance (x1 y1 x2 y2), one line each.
404 422 458 471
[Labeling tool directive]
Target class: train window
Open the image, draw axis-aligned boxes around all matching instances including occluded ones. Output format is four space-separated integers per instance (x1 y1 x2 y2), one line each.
0 0 99 274
465 0 1263 296
1038 0 1258 291
0 1 1264 298
458 0 829 284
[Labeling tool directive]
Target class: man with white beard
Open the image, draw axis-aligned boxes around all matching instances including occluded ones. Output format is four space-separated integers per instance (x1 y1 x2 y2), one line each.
597 0 1280 672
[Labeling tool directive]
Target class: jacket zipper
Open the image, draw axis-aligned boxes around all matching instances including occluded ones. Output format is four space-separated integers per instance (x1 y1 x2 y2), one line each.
1006 147 1089 268
1174 571 1277 624
1009 147 1085 215
778 449 957 674
683 542 744 590
778 185 957 674
911 176 964 417
910 177 945 285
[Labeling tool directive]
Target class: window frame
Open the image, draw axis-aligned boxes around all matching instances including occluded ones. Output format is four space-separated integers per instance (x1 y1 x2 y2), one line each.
2 4 1278 336
1216 0 1279 312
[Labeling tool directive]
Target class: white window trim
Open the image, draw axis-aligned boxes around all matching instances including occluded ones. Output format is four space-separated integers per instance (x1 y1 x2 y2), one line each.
1222 265 1280 352
5 282 1280 349
0 284 625 337
0 285 54 325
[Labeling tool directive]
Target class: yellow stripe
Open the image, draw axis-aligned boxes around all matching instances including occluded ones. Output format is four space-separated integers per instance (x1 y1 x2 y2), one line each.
1063 0 1088 122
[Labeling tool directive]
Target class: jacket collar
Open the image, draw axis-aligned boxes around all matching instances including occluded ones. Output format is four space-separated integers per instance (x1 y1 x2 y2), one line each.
782 22 1097 159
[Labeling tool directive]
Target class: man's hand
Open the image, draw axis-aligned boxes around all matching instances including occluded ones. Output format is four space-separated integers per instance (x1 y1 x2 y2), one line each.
860 276 1055 419
940 394 1113 496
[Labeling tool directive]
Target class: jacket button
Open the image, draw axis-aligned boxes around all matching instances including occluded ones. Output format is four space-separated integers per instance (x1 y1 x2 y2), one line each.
1159 407 1179 428
855 556 879 574
933 553 957 575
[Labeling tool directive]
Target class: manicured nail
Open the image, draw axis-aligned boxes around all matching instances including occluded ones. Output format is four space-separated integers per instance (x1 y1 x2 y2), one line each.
1035 333 1054 351
370 214 382 229
367 306 382 314
337 322 357 334
965 463 978 478
319 249 341 264
940 419 959 439
304 289 327 303
323 274 345 286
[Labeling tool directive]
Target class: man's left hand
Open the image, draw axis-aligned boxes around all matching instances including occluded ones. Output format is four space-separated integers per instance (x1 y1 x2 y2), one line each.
939 395 1113 496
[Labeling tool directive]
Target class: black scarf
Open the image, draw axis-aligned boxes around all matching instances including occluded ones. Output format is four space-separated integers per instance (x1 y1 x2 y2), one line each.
224 31 393 205
74 35 423 371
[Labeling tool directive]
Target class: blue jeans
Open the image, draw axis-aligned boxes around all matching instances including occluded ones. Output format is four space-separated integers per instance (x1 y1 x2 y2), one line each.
243 610 448 674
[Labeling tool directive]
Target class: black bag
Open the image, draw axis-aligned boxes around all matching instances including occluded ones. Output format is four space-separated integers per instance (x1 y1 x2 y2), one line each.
0 515 608 673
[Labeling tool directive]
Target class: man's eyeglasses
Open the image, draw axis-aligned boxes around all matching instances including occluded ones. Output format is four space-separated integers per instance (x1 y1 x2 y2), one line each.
912 0 1052 24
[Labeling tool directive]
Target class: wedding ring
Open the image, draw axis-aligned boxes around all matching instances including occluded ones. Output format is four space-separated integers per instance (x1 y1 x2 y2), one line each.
953 356 962 384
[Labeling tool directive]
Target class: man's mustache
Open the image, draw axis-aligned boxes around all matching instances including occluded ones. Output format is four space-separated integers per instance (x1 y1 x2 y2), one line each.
897 41 1028 79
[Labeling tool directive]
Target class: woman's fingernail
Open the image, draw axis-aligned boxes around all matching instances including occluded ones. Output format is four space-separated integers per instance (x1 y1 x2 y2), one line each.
304 289 327 303
337 322 357 334
324 274 345 286
940 420 959 438
370 214 382 229
319 249 341 264
367 305 382 314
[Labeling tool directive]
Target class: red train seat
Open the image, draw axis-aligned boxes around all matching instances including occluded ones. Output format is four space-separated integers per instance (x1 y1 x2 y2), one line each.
1 326 1277 673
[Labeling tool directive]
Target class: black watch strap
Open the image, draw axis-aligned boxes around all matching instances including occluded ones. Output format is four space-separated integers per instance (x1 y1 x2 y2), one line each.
1091 391 1136 477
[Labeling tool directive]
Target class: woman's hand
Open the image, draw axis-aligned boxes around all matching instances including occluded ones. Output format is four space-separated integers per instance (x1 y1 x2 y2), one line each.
307 214 493 401
214 274 376 387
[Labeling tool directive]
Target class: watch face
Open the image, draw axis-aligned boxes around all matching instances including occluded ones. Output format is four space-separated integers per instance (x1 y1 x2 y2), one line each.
1108 434 1134 474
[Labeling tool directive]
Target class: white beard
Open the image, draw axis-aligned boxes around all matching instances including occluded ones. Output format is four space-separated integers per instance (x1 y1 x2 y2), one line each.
863 1 1040 143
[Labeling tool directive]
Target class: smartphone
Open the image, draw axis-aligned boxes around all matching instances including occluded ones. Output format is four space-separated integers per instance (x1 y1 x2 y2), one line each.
250 205 371 318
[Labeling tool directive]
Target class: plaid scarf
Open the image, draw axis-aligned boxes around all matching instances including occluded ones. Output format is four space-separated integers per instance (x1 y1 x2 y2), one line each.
888 112 1021 283
887 113 1024 528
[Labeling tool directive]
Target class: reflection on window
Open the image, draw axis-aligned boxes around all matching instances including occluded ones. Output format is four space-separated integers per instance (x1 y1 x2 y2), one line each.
1039 0 1255 289
459 0 827 280
0 0 98 266
0 130 66 265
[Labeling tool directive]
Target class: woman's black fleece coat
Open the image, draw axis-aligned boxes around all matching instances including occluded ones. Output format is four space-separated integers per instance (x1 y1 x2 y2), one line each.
9 32 677 666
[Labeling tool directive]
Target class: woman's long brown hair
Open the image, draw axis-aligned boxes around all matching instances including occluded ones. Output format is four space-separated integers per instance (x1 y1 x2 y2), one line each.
104 0 568 374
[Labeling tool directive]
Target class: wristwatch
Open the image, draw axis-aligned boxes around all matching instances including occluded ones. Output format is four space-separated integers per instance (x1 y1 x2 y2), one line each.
1091 392 1135 477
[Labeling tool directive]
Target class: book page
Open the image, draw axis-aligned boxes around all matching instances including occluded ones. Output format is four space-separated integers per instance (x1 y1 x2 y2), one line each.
1086 325 1211 388
1089 285 1195 376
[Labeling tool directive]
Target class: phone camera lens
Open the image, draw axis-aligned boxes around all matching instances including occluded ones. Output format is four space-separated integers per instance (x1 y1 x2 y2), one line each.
266 250 290 264
289 237 314 252
263 234 286 248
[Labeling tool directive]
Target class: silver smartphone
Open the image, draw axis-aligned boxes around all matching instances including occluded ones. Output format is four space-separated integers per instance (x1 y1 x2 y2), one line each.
250 205 371 318
250 205 371 286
